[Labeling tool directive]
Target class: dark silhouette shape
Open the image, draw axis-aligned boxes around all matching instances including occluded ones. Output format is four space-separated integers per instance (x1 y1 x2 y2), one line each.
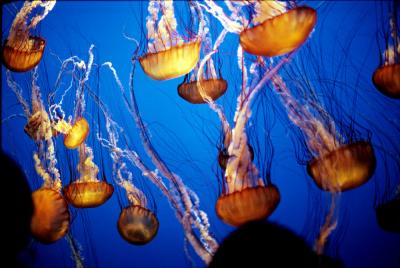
2 151 33 267
376 198 400 233
209 220 343 268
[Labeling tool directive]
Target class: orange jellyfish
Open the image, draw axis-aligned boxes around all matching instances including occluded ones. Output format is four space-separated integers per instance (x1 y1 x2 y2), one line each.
63 144 113 208
63 117 90 149
215 116 280 227
212 49 284 227
30 130 69 243
272 75 376 193
2 1 55 72
139 1 202 80
112 160 159 245
239 4 317 57
30 188 70 244
178 32 227 104
372 1 400 98
118 205 159 245
50 46 97 149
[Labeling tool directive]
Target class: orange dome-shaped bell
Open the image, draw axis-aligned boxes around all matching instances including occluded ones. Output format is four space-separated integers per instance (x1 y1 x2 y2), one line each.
2 36 45 72
30 188 70 244
139 41 201 80
307 141 376 192
117 205 159 245
63 181 114 208
240 6 317 57
216 185 280 226
64 118 90 149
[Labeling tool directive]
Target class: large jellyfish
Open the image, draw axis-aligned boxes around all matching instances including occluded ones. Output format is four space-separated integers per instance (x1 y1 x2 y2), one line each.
200 1 316 57
139 0 204 80
372 1 400 98
268 66 376 254
2 0 55 72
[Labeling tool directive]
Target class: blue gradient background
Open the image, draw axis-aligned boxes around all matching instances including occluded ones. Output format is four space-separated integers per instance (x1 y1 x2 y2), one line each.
2 1 400 268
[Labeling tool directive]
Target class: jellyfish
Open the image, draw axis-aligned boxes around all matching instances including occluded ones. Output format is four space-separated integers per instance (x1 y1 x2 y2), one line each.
118 205 159 245
177 16 227 104
97 109 159 244
50 46 95 149
200 1 316 57
372 1 400 98
30 187 69 244
6 68 55 141
211 47 288 227
97 60 218 263
239 3 317 57
2 0 55 72
63 143 113 208
5 66 69 243
139 0 204 80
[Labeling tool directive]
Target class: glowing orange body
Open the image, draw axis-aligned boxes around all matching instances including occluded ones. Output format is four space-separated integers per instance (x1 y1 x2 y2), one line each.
372 64 400 99
63 181 114 208
2 36 45 72
178 79 228 104
307 141 376 192
139 41 201 80
240 6 317 57
30 188 70 244
64 118 90 149
216 185 280 226
117 205 159 245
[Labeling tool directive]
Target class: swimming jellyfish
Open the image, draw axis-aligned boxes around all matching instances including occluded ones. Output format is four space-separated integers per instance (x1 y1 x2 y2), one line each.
2 0 55 72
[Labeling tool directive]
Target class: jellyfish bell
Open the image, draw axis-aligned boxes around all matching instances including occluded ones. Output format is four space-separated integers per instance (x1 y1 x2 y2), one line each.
63 180 114 208
178 78 227 104
117 205 159 245
307 141 376 192
139 40 201 81
2 35 46 72
372 64 400 99
239 6 317 57
30 187 70 244
215 185 280 227
64 117 90 149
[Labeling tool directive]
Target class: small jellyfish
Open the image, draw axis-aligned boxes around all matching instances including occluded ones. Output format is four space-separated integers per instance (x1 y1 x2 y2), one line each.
30 187 70 244
2 1 55 72
178 78 227 104
240 5 317 57
63 117 90 149
117 205 159 245
63 144 113 208
178 29 227 104
139 1 202 80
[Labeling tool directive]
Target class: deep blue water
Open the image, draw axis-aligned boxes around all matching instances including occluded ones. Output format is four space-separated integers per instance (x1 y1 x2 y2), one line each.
2 1 400 268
